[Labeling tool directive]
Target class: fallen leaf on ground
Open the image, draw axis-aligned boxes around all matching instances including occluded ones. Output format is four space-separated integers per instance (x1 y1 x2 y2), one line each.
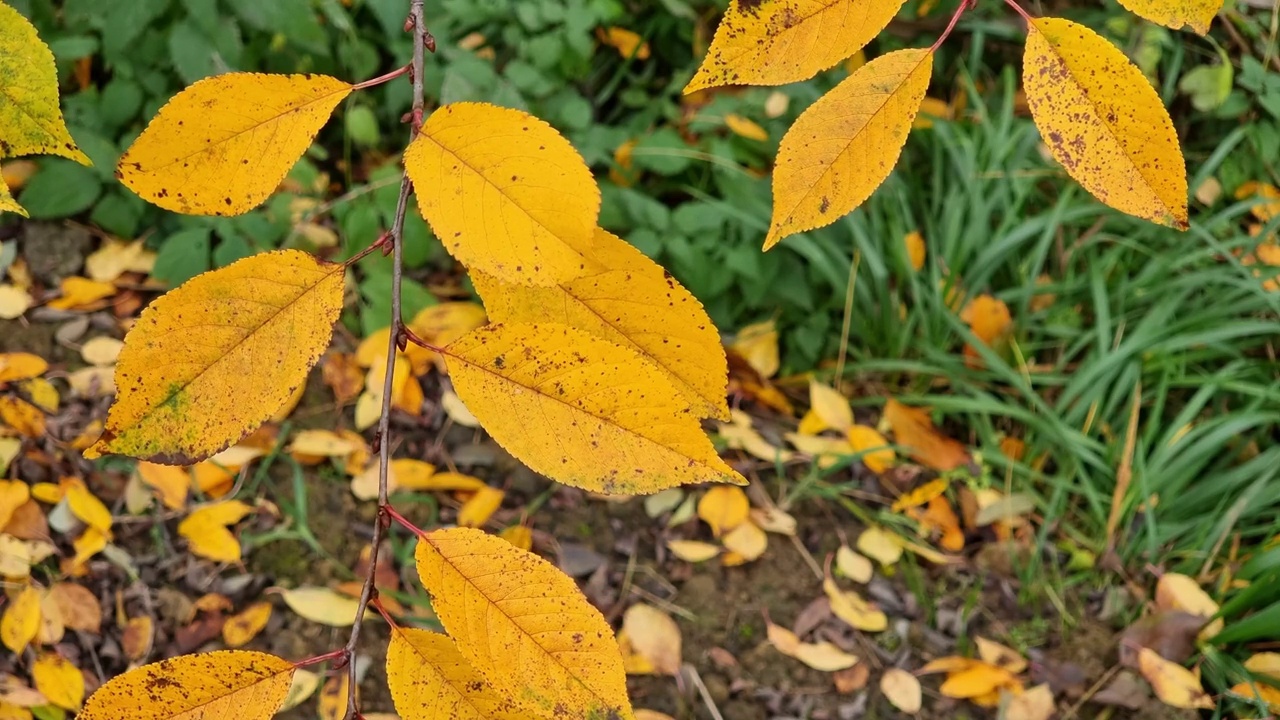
718 415 794 463
809 379 852 431
1006 683 1056 720
976 636 1028 674
784 432 855 468
911 495 965 552
0 586 40 654
766 621 858 671
46 277 115 311
278 587 366 627
824 575 887 632
883 399 970 471
317 672 351 720
750 506 796 535
891 478 949 512
939 662 1020 699
1245 652 1280 679
834 663 870 693
440 389 481 427
881 668 922 713
80 337 123 366
619 604 682 675
1137 647 1213 709
135 462 189 510
698 486 749 536
280 669 322 712
61 478 112 533
457 486 504 527
32 653 83 709
178 501 253 562
223 601 272 648
722 520 768 564
730 320 780 378
1229 681 1280 712
667 540 720 563
857 526 904 566
50 583 100 633
836 545 873 583
847 424 895 473
1155 572 1223 638
122 616 154 662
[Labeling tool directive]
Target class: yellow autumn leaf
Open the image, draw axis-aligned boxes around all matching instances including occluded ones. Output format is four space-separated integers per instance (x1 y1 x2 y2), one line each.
387 627 527 720
0 479 30 529
1155 572 1224 638
317 672 350 720
46 277 116 311
177 500 254 562
1115 0 1218 34
0 352 46 383
845 424 895 474
730 319 781 379
892 478 948 512
667 539 721 563
809 379 852 431
619 604 682 676
61 478 112 534
1023 17 1187 229
883 399 971 471
405 102 601 286
117 73 350 215
824 576 887 632
445 323 744 495
724 114 768 142
414 527 633 720
1137 647 1213 709
0 396 42 437
698 486 750 536
597 26 650 60
685 0 908 91
975 637 1028 674
32 653 82 710
858 526 904 566
500 524 533 551
722 520 768 564
904 230 926 271
78 650 295 720
766 48 933 249
836 545 873 583
85 250 344 463
767 621 859 671
279 587 366 627
881 668 923 713
0 3 90 164
135 461 190 510
222 601 272 648
0 585 40 654
458 486 504 528
1230 681 1280 712
473 228 729 420
0 176 24 217
939 662 1018 699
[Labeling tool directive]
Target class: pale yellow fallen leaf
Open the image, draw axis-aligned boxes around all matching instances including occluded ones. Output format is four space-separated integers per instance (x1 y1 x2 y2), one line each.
858 526 904 566
1006 683 1055 720
698 486 749 536
836 545 873 583
809 379 852 431
1155 572 1223 638
825 576 886 632
750 506 796 536
1137 647 1213 709
0 285 32 320
667 540 721 563
730 320 779 378
976 636 1028 674
881 668 922 713
440 389 481 427
79 337 123 367
722 521 767 564
280 669 322 712
278 586 367 627
620 604 682 675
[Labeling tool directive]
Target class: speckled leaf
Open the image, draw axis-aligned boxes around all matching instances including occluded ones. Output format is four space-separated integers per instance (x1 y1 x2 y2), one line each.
685 0 908 92
1115 0 1220 34
117 73 351 215
85 250 344 463
444 323 745 495
766 48 932 249
387 627 526 720
472 228 729 419
78 650 295 719
414 527 634 720
1023 17 1187 229
0 174 25 217
0 3 89 163
405 102 600 286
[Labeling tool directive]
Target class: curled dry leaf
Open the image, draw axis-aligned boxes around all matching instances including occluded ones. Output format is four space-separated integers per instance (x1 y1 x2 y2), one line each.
414 527 632 720
1136 647 1213 710
619 604 682 676
698 486 750 537
405 102 600 286
1022 17 1187 229
85 250 344 464
78 650 295 720
881 668 923 713
446 323 744 495
667 540 721 563
117 73 351 215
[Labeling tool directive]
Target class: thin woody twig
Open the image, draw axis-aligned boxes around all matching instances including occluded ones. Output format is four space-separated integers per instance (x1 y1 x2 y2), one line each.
342 2 427 718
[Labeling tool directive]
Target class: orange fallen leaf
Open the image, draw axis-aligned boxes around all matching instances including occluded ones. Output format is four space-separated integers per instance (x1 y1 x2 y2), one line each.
847 424 895 473
883 399 971 471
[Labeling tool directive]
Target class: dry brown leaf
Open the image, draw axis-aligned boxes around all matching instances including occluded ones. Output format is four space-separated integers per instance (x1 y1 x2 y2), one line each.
121 616 154 662
881 668 922 713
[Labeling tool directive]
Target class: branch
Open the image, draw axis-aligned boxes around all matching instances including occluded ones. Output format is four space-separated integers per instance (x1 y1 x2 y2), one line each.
342 2 427 717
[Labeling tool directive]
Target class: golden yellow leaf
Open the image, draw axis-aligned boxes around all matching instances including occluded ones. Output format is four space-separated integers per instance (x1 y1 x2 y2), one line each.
405 102 600 286
1155 573 1223 638
1230 681 1280 712
881 668 922 713
722 520 768 564
620 604 682 676
473 228 729 419
0 353 46 383
0 396 42 437
975 637 1028 674
809 379 852 431
61 478 112 534
847 424 895 473
45 277 116 311
904 230 926 271
446 323 744 495
408 470 486 492
414 527 633 720
836 545 873 583
667 539 721 563
766 48 933 249
78 650 295 719
883 399 970 471
1236 181 1280 221
32 653 82 710
49 583 100 634
0 3 89 164
458 486 504 528
825 576 887 632
857 526 904 566
891 478 948 512
1114 0 1218 34
685 0 908 91
912 495 965 552
939 662 1018 699
597 26 650 60
0 479 30 528
86 250 344 463
499 525 533 551
135 462 189 510
0 179 24 218
730 320 780 379
1137 647 1213 709
279 587 365 627
222 601 272 648
0 586 40 654
724 114 768 142
317 672 350 720
117 73 350 215
918 656 980 675
767 621 859 671
177 501 253 562
796 409 827 436
0 701 32 720
18 378 56 414
1245 652 1280 679
698 486 750 537
1023 18 1187 229
85 240 155 284
387 627 527 720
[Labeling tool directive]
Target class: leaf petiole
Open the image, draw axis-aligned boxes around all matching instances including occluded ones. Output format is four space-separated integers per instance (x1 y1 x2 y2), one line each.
350 64 411 92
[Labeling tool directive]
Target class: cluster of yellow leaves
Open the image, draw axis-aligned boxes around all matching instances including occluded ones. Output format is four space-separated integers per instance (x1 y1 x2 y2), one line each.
686 0 1195 248
920 638 1055 715
0 353 53 438
0 2 92 218
663 485 795 566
